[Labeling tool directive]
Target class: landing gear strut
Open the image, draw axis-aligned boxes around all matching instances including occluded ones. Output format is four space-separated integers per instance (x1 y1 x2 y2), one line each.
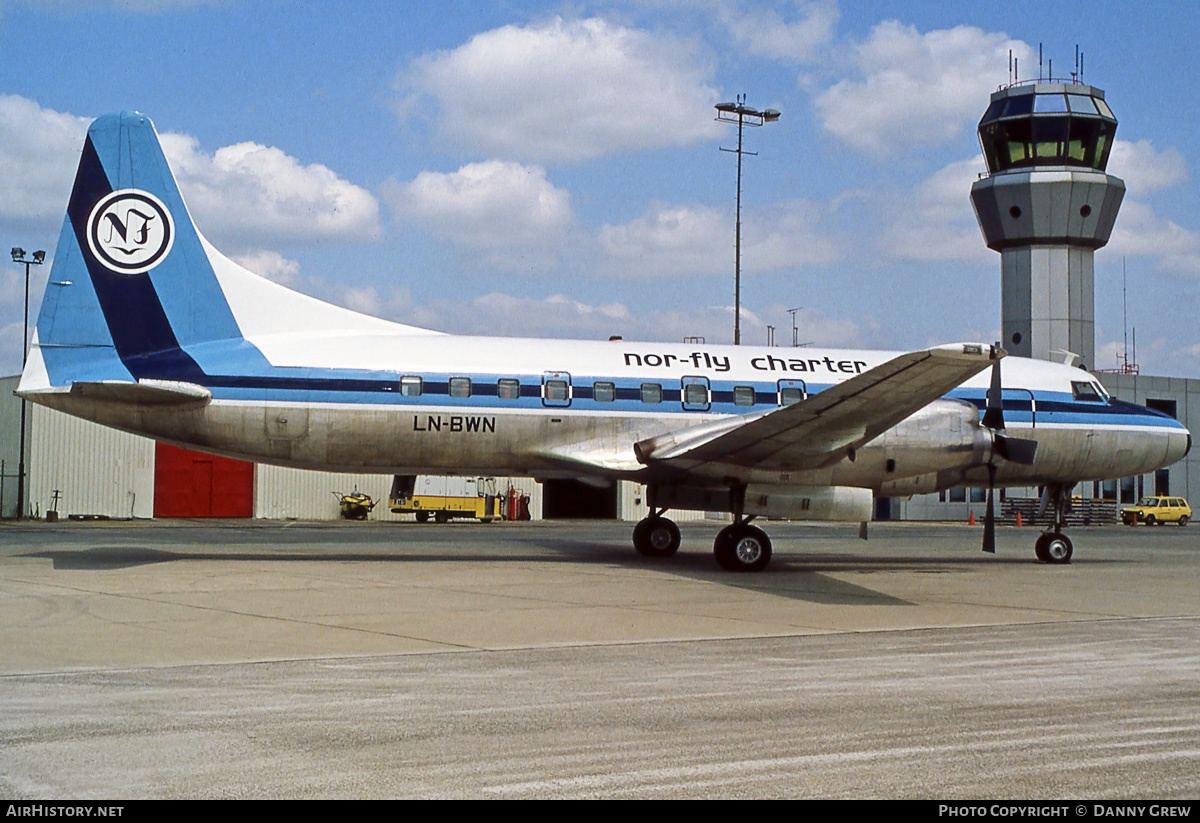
1034 484 1074 564
713 483 772 572
630 483 774 571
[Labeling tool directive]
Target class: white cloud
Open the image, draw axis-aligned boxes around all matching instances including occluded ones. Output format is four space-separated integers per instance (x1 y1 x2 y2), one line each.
720 0 838 62
1108 200 1200 276
399 291 863 348
884 156 992 262
0 95 89 222
384 160 572 271
0 95 379 248
398 16 722 163
598 200 837 276
160 134 380 245
814 23 1030 155
1107 140 1188 196
231 250 301 286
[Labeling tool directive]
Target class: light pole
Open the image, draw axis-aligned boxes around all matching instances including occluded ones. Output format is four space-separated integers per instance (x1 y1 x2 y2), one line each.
716 96 779 345
11 247 45 519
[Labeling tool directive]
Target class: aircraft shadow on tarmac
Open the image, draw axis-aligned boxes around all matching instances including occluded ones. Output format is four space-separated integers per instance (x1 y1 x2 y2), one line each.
9 539 1040 607
16 522 1139 606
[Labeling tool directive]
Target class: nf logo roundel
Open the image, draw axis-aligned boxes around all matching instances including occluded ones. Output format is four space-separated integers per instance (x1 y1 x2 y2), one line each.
87 189 175 275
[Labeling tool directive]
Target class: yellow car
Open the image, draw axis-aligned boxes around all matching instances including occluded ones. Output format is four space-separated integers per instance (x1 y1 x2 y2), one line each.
1122 496 1191 526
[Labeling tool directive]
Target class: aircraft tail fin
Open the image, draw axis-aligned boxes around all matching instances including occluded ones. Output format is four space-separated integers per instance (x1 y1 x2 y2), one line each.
21 111 433 394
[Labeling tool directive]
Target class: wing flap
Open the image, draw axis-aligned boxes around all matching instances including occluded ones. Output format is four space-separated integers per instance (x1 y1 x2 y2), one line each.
637 343 999 472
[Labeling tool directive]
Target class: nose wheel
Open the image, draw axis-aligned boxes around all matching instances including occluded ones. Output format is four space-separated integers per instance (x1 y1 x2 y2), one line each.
1035 532 1073 564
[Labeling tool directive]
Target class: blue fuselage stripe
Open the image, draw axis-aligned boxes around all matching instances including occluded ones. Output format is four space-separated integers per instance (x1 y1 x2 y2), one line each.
174 369 1183 430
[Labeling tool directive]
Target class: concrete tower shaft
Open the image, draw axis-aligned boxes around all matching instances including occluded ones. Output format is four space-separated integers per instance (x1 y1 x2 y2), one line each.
970 82 1124 370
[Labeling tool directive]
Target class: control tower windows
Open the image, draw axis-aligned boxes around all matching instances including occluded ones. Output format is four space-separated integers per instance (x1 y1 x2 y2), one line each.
978 89 1116 173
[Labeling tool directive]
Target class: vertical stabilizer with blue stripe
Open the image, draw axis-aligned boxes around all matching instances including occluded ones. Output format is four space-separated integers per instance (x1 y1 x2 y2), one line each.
32 111 261 386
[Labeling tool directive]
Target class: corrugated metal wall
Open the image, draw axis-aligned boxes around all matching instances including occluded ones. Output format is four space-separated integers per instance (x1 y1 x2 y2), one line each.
0 376 25 518
29 405 155 519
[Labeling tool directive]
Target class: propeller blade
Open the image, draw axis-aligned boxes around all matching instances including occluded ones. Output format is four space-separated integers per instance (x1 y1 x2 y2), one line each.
982 354 1005 431
982 464 997 554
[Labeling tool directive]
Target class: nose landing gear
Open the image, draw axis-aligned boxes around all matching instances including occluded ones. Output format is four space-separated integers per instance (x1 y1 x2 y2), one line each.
1034 484 1074 564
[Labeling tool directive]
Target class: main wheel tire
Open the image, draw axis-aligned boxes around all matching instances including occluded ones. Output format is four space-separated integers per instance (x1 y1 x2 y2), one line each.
415 511 430 523
633 517 681 557
713 524 772 572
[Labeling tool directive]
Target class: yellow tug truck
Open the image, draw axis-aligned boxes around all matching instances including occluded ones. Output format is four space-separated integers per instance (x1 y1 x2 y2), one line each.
389 475 504 523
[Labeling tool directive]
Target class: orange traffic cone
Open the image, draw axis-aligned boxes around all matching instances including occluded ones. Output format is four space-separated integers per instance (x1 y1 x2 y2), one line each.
968 511 976 526
1015 512 1023 527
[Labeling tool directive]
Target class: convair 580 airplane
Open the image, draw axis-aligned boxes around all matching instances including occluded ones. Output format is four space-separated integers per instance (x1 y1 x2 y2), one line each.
17 113 1191 570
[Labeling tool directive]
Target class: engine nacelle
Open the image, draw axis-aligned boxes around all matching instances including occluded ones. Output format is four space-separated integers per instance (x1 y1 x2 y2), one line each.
655 484 873 522
865 399 992 485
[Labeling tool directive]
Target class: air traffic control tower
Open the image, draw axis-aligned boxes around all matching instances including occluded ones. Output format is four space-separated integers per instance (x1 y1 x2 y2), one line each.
971 81 1123 370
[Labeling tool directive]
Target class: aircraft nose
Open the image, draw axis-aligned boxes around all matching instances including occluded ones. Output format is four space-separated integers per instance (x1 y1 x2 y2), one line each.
1166 429 1191 466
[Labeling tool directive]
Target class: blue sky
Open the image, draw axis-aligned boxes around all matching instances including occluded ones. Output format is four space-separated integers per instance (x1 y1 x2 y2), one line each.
3 0 1199 376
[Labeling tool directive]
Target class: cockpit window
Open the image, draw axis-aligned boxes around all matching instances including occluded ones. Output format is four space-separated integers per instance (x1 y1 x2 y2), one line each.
1071 381 1104 403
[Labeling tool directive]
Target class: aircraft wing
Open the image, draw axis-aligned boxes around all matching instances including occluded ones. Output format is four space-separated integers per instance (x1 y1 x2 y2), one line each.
635 343 999 473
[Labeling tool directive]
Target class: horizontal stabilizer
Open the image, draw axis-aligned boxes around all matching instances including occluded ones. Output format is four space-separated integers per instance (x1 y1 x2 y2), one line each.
65 379 212 407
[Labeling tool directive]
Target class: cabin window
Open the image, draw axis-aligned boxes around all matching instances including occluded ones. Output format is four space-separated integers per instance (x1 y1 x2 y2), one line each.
733 386 756 406
593 381 616 402
1071 381 1104 402
497 378 520 400
449 377 472 398
544 380 569 402
683 383 709 406
779 387 804 407
400 376 422 397
640 383 663 404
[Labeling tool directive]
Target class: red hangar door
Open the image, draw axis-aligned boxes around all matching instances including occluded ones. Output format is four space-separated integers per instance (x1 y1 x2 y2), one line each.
153 443 254 517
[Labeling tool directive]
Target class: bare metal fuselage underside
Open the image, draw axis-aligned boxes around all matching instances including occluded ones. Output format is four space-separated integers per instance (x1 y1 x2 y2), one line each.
33 391 1182 497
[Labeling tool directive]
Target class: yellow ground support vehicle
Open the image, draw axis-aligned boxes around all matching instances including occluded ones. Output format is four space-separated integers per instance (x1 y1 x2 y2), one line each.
389 475 503 523
1122 496 1191 526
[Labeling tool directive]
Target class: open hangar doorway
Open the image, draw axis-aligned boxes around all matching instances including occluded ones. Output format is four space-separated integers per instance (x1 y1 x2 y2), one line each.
540 479 618 519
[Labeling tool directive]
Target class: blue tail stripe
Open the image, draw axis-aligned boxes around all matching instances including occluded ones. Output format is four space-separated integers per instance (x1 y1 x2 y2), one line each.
37 112 286 385
64 132 208 381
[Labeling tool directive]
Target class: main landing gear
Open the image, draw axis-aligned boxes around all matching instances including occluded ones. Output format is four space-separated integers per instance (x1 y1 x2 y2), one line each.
713 521 772 572
632 511 681 557
1033 483 1074 564
631 483 773 572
